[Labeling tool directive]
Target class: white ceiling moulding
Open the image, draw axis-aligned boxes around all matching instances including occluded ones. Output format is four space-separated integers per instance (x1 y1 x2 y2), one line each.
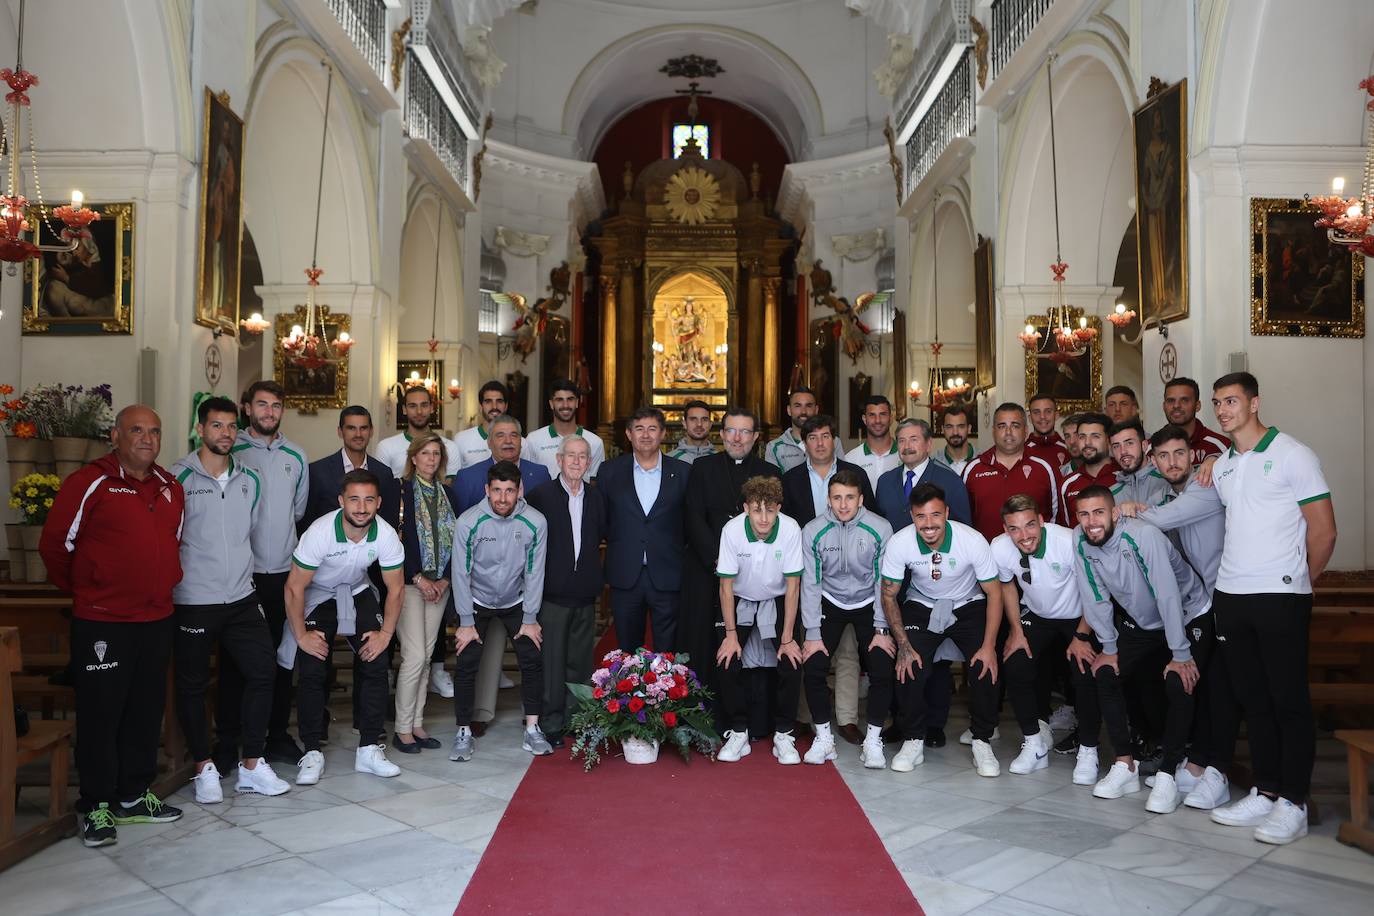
778 147 892 225
493 225 552 258
482 139 606 234
832 228 888 262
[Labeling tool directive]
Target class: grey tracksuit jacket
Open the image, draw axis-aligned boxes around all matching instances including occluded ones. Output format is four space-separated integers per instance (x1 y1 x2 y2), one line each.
763 428 806 473
1073 517 1210 662
170 452 261 605
451 497 548 626
1112 465 1170 506
667 438 715 465
800 507 893 638
1138 477 1226 593
231 430 308 574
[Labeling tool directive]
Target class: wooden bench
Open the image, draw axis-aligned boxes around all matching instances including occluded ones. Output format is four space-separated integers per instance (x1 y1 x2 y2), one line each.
0 626 75 871
1334 730 1374 856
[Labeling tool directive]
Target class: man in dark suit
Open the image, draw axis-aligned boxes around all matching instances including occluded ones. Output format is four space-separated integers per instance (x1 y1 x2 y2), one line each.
598 407 690 652
679 407 781 683
781 414 875 526
452 415 551 512
875 418 972 529
301 406 398 530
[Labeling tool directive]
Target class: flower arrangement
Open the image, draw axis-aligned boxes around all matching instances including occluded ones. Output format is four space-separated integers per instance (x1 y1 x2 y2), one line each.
44 384 114 439
0 383 40 438
9 472 61 525
568 648 720 771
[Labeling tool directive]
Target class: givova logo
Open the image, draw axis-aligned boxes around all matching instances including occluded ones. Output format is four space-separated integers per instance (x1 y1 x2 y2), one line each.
87 639 119 671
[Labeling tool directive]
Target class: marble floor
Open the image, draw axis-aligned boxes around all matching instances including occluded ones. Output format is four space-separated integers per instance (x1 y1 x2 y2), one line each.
2 692 1370 916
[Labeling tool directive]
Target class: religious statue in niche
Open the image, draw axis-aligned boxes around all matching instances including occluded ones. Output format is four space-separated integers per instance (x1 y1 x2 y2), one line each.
496 261 572 363
660 297 719 385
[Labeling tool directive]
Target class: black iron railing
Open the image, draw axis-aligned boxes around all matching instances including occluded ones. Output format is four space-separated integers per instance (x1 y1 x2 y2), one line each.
324 0 387 81
405 49 469 189
905 48 974 195
990 0 1053 80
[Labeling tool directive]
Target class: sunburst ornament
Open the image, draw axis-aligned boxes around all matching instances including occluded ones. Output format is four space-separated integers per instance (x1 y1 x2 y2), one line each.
663 166 721 225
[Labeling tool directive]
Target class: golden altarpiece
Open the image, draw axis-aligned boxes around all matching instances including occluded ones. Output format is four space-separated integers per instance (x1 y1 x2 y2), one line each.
586 140 793 441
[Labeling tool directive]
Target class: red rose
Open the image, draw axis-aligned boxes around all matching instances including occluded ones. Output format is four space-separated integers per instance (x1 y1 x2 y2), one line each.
673 674 686 686
668 685 687 700
628 697 645 713
663 711 678 727
592 687 604 699
664 653 676 661
606 700 621 713
616 678 634 693
643 672 658 684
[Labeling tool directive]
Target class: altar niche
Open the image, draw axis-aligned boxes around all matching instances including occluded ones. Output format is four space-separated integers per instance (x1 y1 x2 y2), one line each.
650 271 730 423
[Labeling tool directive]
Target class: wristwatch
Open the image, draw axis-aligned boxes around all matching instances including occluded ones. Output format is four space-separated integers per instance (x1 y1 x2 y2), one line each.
1073 631 1093 642
875 627 891 636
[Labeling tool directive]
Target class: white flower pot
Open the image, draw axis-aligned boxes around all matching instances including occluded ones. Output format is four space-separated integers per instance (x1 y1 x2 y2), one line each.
623 737 660 764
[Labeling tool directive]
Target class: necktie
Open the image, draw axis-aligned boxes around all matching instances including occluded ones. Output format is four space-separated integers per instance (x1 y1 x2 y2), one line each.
904 469 915 499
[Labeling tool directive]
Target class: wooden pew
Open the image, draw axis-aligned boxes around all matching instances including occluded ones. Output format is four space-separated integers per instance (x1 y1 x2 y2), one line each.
1334 730 1374 857
0 626 75 872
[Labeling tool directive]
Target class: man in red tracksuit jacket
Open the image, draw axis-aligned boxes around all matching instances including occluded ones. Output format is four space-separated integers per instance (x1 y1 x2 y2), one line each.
40 404 187 847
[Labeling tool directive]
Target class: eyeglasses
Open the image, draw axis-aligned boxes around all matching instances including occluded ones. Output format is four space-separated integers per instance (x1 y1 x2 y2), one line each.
721 427 756 438
931 551 942 580
1019 553 1032 585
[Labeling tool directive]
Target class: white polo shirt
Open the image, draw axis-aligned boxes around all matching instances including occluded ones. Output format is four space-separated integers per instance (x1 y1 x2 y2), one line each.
375 431 460 479
881 519 997 609
845 440 901 492
521 424 606 479
1212 427 1331 595
716 513 804 601
450 425 493 470
991 522 1081 620
291 510 405 618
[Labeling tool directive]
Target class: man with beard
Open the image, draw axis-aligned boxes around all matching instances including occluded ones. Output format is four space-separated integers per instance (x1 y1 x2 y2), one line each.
1057 412 1118 527
228 380 308 764
669 399 717 464
1104 386 1141 426
933 402 976 475
1159 377 1230 467
377 386 457 479
522 378 606 478
1108 419 1169 506
844 395 900 491
450 380 511 470
1026 394 1071 471
1073 486 1214 814
764 387 820 473
1060 414 1085 476
961 403 1060 541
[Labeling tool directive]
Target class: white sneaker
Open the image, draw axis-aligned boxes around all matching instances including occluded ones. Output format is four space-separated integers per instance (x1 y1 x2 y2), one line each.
861 738 887 769
1145 771 1181 814
1093 761 1140 799
971 739 1001 777
959 726 1000 746
1047 705 1077 731
236 759 290 796
1210 787 1275 827
1184 766 1231 810
803 734 837 765
498 672 515 689
1073 745 1100 786
192 762 223 804
296 749 325 785
355 743 401 778
772 731 801 765
1037 719 1054 751
891 739 925 772
1009 733 1049 775
1254 798 1308 845
429 663 454 698
717 730 751 762
1145 761 1200 795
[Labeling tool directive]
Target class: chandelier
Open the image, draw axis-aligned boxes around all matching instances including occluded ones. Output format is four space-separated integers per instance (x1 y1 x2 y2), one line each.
1307 76 1374 257
0 0 98 273
1020 54 1096 364
908 193 972 409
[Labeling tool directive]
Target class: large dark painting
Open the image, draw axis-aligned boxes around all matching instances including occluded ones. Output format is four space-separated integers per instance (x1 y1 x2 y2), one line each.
1134 79 1188 325
197 88 245 336
1250 197 1365 338
973 235 995 390
1023 310 1103 415
23 202 135 335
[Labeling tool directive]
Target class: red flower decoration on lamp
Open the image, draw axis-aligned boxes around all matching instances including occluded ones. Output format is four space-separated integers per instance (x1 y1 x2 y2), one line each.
1 67 36 106
304 267 323 286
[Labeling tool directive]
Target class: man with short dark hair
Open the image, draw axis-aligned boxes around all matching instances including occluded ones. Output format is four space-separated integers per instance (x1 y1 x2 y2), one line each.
523 378 607 478
1104 385 1140 425
304 406 398 529
933 403 976 475
961 403 1060 541
845 395 899 491
377 386 456 478
1027 394 1070 470
1109 418 1168 506
782 414 874 526
1160 377 1230 467
764 387 820 472
1057 412 1118 527
450 380 511 469
669 399 716 464
1060 413 1084 475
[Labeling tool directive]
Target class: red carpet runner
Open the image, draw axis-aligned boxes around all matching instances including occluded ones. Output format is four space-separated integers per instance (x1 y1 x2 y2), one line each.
456 742 922 914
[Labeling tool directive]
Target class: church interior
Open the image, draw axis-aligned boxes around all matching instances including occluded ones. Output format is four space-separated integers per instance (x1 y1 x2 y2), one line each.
1 1 1373 913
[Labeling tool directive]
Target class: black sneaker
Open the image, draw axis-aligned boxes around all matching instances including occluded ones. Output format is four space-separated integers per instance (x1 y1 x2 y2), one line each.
547 732 566 749
265 733 305 764
80 803 117 847
1053 728 1080 755
110 791 182 825
924 728 947 748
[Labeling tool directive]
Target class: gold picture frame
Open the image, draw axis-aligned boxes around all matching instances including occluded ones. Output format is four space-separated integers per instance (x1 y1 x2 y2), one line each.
196 88 246 337
273 305 350 414
1023 308 1103 414
1250 197 1365 338
1133 78 1188 325
973 235 995 390
22 201 135 334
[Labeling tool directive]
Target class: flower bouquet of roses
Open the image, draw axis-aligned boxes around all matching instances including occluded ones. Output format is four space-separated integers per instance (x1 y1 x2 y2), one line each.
568 648 720 771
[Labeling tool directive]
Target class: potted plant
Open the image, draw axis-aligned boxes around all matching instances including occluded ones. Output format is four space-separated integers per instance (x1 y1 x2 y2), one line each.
568 648 720 770
1 383 54 479
9 472 60 582
44 384 113 477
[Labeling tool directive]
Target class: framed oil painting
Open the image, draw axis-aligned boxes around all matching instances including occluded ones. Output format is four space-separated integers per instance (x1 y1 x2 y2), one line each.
1023 309 1103 415
1133 78 1188 325
1250 197 1364 338
22 201 135 335
273 305 350 414
196 88 246 336
973 235 995 390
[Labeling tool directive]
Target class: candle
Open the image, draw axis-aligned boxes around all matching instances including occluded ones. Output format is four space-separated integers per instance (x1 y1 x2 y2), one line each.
1332 177 1346 194
70 190 83 210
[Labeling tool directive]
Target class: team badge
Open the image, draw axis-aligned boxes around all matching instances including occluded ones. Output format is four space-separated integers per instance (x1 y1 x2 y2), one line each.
1263 460 1273 475
94 640 108 663
1051 562 1061 573
1022 466 1032 478
1191 627 1202 640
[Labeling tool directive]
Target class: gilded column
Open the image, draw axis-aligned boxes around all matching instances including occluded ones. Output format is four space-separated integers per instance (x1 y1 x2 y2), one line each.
744 260 764 416
763 277 781 425
598 274 617 428
615 258 638 419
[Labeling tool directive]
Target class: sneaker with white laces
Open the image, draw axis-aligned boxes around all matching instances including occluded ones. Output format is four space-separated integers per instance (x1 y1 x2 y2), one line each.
971 739 1001 777
1210 787 1275 827
1047 704 1077 732
1093 761 1140 799
1009 732 1050 775
772 731 801 765
1254 798 1308 845
296 750 325 785
450 729 473 762
429 663 454 698
717 729 751 762
1145 761 1200 795
355 743 401 778
803 734 837 765
236 759 290 796
1146 770 1181 814
861 738 887 769
1073 745 1100 786
523 726 553 756
959 726 1000 746
891 738 925 772
1184 766 1231 810
191 762 224 804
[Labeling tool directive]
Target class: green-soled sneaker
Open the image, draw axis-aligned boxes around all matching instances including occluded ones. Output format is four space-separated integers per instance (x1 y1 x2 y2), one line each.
111 790 183 824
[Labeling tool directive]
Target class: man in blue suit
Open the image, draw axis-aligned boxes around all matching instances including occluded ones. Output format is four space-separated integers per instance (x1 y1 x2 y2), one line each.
597 407 690 652
452 415 551 512
301 406 398 530
875 417 970 747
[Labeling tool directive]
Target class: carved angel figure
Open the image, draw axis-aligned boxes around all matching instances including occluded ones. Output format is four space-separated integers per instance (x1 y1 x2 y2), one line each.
495 291 545 362
824 292 876 364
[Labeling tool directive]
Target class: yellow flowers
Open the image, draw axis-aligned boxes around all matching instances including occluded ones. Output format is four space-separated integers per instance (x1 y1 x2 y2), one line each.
10 472 61 526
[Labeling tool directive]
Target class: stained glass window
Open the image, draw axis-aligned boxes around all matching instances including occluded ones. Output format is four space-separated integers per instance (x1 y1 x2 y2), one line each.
672 123 710 158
